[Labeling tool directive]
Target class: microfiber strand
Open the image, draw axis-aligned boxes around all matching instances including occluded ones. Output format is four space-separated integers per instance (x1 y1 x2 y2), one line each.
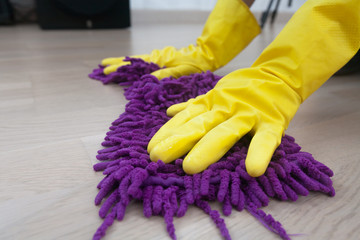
88 57 335 240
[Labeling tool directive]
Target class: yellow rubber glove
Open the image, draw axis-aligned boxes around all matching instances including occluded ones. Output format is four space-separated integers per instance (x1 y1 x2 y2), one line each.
101 0 260 80
148 0 360 177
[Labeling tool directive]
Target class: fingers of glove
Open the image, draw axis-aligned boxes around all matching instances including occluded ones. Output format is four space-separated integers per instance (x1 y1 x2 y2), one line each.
245 127 283 177
101 54 151 66
166 99 195 117
151 64 203 80
102 55 152 75
103 62 131 75
148 110 228 164
182 116 254 175
101 57 126 66
147 101 208 153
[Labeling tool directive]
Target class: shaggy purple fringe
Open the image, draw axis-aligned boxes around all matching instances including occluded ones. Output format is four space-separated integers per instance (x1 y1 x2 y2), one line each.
89 58 335 240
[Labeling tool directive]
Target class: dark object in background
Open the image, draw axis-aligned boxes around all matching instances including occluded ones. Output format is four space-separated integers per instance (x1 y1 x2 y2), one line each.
10 0 37 23
36 0 130 29
336 49 360 75
0 0 14 24
260 0 293 28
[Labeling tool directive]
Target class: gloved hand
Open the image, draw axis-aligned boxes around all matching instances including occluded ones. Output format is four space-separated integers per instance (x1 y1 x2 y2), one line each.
148 68 301 177
101 0 260 80
148 0 360 177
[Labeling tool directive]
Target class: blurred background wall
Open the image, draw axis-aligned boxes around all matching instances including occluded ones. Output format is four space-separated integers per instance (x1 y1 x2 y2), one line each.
131 0 306 12
4 0 307 25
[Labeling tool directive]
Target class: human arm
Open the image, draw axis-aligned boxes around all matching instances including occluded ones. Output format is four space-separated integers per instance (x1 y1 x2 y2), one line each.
147 0 360 176
101 0 260 80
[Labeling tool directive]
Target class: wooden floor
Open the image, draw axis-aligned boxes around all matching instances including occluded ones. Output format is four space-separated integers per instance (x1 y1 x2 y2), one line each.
1 16 360 240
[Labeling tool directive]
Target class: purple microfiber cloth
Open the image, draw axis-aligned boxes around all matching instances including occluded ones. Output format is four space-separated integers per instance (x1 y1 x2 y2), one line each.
89 58 335 240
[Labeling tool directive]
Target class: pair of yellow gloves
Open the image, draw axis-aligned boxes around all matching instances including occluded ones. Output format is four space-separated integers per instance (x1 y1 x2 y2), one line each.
102 0 360 177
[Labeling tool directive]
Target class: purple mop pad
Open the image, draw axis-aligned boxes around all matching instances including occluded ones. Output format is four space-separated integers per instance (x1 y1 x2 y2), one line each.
89 58 335 240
